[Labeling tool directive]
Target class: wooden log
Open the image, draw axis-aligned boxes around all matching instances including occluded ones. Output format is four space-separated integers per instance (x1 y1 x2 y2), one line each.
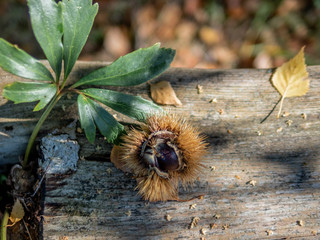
1 62 320 239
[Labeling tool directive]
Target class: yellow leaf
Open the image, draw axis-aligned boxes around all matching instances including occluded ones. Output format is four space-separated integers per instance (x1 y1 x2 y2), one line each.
8 199 24 227
271 46 309 118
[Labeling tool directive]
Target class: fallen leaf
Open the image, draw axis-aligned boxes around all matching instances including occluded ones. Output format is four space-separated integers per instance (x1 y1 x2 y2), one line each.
271 46 309 118
150 81 182 106
8 199 24 226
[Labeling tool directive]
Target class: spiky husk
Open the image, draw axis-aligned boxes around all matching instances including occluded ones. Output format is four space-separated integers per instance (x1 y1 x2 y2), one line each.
118 113 207 201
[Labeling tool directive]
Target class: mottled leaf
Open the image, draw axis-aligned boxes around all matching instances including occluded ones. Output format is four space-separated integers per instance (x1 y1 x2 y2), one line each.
28 0 63 80
77 95 124 143
0 38 53 81
72 43 175 88
82 88 162 121
3 82 57 111
62 0 98 79
8 199 24 226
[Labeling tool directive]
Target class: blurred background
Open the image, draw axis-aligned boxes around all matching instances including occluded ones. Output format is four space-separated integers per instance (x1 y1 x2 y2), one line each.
1 0 320 69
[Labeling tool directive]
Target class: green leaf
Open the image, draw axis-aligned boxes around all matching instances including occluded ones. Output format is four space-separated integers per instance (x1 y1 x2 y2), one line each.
77 94 96 143
82 88 162 122
62 0 98 79
3 82 57 111
72 43 175 88
0 38 54 81
77 95 124 144
28 0 63 80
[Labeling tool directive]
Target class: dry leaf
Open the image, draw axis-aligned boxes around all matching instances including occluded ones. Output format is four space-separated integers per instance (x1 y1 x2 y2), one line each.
271 46 309 118
8 199 24 226
150 81 182 106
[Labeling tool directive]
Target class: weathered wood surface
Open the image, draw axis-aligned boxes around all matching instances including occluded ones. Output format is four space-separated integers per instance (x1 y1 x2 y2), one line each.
1 62 320 239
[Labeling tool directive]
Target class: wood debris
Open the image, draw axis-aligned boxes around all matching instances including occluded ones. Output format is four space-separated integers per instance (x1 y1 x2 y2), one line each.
125 210 131 217
209 98 217 103
222 224 229 230
213 214 221 219
196 84 203 94
165 214 172 221
301 113 307 119
286 120 293 126
256 130 263 136
247 180 256 186
189 216 200 229
76 127 83 133
218 109 224 115
189 203 197 209
200 228 207 235
210 223 217 229
282 112 290 117
276 127 283 133
210 166 216 171
235 175 241 180
266 230 274 236
106 168 112 175
297 220 304 226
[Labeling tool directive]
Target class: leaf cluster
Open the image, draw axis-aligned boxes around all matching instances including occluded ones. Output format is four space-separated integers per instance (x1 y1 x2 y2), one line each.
0 0 175 147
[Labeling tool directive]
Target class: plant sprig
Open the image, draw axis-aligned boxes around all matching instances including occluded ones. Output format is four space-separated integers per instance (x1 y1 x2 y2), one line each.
0 0 175 169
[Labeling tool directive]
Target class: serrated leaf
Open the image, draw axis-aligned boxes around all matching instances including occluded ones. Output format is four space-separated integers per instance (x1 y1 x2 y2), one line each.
77 95 124 143
28 0 63 80
271 46 309 118
62 0 98 79
81 88 162 122
0 38 53 81
72 43 175 88
3 82 57 111
9 199 24 226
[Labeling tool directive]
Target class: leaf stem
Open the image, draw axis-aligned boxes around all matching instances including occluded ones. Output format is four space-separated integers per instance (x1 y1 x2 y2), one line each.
1 208 9 240
277 90 287 119
260 97 281 124
22 92 64 169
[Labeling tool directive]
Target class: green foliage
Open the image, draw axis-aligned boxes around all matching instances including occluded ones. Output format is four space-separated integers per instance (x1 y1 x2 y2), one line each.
3 82 57 111
0 0 175 166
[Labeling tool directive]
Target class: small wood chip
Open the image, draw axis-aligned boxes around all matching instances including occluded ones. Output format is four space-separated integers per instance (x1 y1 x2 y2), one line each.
210 166 216 171
297 220 304 226
235 175 241 180
247 180 256 186
222 224 229 230
96 145 102 151
189 217 200 229
256 130 263 136
218 109 224 115
106 168 112 175
200 228 207 235
266 230 273 236
209 98 217 103
165 214 172 221
76 127 83 133
125 210 131 217
189 204 197 209
213 214 221 219
286 120 293 126
311 230 317 235
282 111 290 117
196 85 203 94
96 189 103 194
276 127 283 133
210 223 217 229
227 129 232 134
301 113 307 119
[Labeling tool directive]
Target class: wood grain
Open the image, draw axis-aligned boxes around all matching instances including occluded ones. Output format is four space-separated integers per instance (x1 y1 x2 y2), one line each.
1 62 320 239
